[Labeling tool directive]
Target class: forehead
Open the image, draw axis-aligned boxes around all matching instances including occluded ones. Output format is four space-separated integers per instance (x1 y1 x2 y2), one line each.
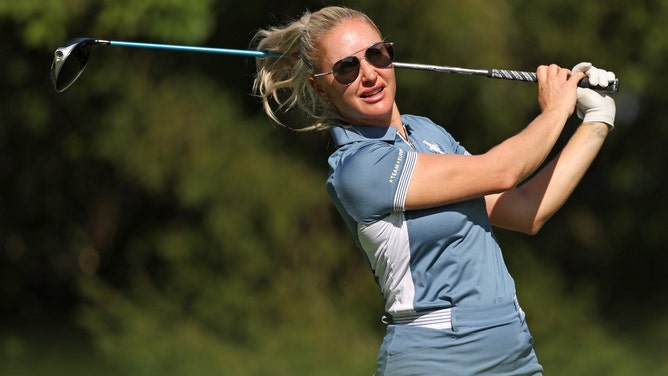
319 18 382 61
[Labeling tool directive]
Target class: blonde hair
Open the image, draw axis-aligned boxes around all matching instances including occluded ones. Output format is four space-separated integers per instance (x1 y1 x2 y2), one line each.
251 6 380 131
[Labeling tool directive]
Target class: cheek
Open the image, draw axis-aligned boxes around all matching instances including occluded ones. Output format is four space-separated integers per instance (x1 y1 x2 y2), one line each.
384 71 397 94
337 90 362 112
323 85 351 105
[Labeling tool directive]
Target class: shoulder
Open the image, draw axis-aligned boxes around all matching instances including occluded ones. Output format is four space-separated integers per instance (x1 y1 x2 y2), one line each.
401 114 449 136
328 139 402 170
402 114 454 139
401 114 468 155
401 114 441 127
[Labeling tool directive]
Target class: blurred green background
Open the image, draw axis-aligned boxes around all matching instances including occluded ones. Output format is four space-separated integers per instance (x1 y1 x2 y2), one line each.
1 0 667 374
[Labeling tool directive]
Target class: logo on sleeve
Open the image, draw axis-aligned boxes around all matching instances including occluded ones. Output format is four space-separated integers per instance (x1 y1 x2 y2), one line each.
389 149 404 183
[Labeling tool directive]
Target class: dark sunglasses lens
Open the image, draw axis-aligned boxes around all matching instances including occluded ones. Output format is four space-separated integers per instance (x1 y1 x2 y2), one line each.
332 56 361 85
330 43 395 85
366 43 394 68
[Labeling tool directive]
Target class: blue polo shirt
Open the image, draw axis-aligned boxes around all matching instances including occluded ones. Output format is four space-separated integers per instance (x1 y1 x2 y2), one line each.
327 114 517 316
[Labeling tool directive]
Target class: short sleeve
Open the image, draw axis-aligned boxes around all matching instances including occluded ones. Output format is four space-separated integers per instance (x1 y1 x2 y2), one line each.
327 141 417 224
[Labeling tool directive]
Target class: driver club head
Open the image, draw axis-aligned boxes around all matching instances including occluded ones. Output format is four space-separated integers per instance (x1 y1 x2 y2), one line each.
51 38 96 92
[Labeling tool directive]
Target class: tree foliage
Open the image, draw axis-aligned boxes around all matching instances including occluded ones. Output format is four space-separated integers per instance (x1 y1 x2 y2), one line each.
1 0 667 374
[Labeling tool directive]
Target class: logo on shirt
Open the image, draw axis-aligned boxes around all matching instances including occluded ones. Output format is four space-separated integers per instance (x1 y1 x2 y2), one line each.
389 149 404 183
422 140 445 154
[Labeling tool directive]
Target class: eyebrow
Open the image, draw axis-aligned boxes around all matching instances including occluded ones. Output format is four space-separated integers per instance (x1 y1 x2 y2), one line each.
334 41 383 61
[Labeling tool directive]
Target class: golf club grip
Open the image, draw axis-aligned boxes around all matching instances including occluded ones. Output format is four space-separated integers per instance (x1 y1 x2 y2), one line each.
489 69 619 93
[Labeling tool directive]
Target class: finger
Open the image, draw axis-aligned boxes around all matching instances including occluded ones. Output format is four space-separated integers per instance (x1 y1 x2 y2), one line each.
594 68 611 88
597 70 609 88
606 70 616 82
572 62 592 74
569 70 586 84
547 64 571 83
588 67 600 86
547 64 561 77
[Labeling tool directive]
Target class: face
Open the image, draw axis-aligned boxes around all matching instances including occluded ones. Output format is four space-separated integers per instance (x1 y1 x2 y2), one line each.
310 18 400 127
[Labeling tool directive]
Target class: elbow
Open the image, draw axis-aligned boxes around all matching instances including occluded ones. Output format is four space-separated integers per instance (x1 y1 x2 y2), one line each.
494 220 543 236
493 152 533 191
496 171 523 193
480 152 528 193
523 216 549 236
523 224 542 236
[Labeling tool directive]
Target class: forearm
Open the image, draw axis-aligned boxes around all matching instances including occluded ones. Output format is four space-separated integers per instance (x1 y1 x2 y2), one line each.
485 64 582 187
487 108 571 185
488 121 610 234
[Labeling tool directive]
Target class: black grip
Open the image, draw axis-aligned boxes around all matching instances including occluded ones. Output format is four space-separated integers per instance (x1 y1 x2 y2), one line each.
489 69 537 83
578 76 620 93
489 69 619 93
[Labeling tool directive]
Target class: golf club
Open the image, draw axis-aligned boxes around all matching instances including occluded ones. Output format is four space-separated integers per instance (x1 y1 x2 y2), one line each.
51 38 620 93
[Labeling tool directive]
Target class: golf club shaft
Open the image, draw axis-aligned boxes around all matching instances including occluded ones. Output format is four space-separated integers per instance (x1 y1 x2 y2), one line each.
105 40 617 92
101 39 281 58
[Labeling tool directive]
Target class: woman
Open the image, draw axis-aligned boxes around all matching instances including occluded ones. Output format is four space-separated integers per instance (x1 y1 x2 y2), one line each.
253 6 615 375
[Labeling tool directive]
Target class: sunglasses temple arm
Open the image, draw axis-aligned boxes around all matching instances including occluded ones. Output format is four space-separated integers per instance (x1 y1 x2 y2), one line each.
393 62 619 93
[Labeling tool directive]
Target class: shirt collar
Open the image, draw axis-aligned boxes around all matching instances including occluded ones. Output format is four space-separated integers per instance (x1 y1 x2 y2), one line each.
329 122 412 147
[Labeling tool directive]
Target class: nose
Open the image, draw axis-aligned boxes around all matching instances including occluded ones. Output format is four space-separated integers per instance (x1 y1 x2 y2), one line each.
358 58 378 84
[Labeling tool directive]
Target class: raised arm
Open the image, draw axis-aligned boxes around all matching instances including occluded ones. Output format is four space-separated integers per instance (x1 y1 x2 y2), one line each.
405 64 584 210
485 63 617 234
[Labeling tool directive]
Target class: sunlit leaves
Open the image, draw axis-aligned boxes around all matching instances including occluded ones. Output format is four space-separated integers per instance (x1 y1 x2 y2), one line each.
3 0 668 374
94 0 216 42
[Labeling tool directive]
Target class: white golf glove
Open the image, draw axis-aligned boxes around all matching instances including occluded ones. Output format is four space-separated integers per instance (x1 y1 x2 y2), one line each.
572 62 616 129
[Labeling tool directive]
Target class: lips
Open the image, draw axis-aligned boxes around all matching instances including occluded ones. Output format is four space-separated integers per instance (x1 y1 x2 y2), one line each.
360 86 384 99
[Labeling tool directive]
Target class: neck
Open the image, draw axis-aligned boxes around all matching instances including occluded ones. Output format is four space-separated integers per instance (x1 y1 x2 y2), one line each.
389 104 404 136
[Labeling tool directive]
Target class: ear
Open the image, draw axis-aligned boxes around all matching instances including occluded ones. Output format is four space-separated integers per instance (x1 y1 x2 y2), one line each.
309 76 330 101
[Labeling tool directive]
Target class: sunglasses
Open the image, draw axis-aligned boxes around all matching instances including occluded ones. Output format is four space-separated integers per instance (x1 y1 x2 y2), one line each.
312 42 395 85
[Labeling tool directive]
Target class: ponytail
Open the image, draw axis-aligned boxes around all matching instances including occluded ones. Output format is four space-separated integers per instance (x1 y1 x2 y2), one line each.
251 7 379 131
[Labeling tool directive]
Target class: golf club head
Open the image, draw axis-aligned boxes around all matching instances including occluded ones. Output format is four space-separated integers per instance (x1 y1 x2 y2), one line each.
51 38 96 92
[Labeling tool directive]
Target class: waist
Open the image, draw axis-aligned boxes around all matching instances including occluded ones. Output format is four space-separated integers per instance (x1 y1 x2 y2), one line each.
384 296 523 331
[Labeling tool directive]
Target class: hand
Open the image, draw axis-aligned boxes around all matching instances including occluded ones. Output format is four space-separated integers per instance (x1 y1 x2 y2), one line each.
572 62 616 129
536 64 582 117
